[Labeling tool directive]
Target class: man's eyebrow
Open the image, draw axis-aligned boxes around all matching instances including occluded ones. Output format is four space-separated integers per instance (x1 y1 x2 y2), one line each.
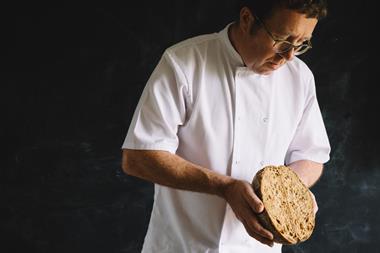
272 29 294 39
272 31 289 38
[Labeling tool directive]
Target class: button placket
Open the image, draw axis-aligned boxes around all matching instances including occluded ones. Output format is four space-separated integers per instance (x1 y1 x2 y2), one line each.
231 73 241 177
233 114 240 166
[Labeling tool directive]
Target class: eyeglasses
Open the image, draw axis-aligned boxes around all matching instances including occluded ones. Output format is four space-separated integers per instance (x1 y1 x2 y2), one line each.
253 14 312 56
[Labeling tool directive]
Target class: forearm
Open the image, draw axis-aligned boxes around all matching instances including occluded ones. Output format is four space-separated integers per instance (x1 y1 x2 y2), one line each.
287 160 324 188
122 149 235 198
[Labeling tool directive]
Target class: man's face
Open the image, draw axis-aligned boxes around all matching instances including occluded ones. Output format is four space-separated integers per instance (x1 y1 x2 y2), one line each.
237 7 318 75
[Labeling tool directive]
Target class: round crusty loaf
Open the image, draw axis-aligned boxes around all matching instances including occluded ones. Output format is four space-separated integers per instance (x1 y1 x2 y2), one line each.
252 165 315 244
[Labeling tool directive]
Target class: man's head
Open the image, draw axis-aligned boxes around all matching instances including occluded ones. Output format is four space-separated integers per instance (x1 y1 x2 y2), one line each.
231 0 327 75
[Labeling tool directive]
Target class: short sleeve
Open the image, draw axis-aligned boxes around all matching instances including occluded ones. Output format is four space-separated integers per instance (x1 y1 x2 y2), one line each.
121 52 188 154
285 76 331 165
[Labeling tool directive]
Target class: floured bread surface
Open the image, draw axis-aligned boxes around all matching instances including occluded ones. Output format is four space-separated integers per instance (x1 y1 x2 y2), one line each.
252 165 315 244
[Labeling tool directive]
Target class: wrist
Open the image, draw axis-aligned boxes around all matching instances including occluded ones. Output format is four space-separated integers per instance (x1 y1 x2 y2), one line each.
218 177 237 200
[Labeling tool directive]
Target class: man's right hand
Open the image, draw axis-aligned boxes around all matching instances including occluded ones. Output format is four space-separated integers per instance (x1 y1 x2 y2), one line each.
122 150 274 246
223 179 274 247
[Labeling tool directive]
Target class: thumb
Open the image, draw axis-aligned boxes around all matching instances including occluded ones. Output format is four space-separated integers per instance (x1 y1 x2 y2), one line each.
244 187 264 213
310 191 318 215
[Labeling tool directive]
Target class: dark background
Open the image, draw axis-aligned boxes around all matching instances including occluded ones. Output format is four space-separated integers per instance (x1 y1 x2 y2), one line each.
2 1 376 253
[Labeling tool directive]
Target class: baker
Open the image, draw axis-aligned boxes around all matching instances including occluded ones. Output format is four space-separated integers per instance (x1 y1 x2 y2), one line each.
121 0 331 252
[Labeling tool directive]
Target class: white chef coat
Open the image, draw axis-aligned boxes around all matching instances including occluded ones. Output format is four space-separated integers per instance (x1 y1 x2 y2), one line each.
122 23 331 253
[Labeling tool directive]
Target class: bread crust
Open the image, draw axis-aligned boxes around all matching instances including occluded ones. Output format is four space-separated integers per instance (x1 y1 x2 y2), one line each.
252 165 315 245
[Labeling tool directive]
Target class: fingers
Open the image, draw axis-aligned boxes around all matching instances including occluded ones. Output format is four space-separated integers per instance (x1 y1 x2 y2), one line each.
243 186 264 214
239 202 273 240
241 217 274 247
240 183 274 243
225 180 274 246
246 213 274 240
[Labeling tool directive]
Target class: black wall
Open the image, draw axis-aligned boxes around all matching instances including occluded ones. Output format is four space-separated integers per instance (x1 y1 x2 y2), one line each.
2 1 376 253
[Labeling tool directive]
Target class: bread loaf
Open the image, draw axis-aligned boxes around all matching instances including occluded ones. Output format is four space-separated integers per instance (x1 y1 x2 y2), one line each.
252 165 315 244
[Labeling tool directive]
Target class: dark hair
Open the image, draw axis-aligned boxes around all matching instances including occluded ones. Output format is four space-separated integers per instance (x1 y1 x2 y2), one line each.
238 0 328 20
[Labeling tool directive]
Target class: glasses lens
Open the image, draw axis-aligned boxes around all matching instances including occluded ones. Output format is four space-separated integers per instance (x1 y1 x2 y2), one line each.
275 41 311 56
294 44 310 55
275 41 293 54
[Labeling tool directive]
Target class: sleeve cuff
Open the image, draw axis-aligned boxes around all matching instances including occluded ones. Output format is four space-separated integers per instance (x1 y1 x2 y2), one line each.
121 141 178 154
285 152 330 165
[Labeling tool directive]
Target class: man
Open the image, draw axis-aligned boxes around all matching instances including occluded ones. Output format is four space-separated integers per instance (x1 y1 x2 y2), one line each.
121 0 331 252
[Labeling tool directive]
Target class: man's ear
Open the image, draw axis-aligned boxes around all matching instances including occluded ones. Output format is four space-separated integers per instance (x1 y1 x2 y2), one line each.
239 7 254 34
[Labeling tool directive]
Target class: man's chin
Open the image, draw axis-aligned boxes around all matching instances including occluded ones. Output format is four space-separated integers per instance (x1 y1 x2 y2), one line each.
256 64 282 75
253 67 275 76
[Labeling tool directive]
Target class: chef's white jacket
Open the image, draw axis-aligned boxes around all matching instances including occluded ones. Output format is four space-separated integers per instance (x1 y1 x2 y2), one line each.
122 23 331 253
